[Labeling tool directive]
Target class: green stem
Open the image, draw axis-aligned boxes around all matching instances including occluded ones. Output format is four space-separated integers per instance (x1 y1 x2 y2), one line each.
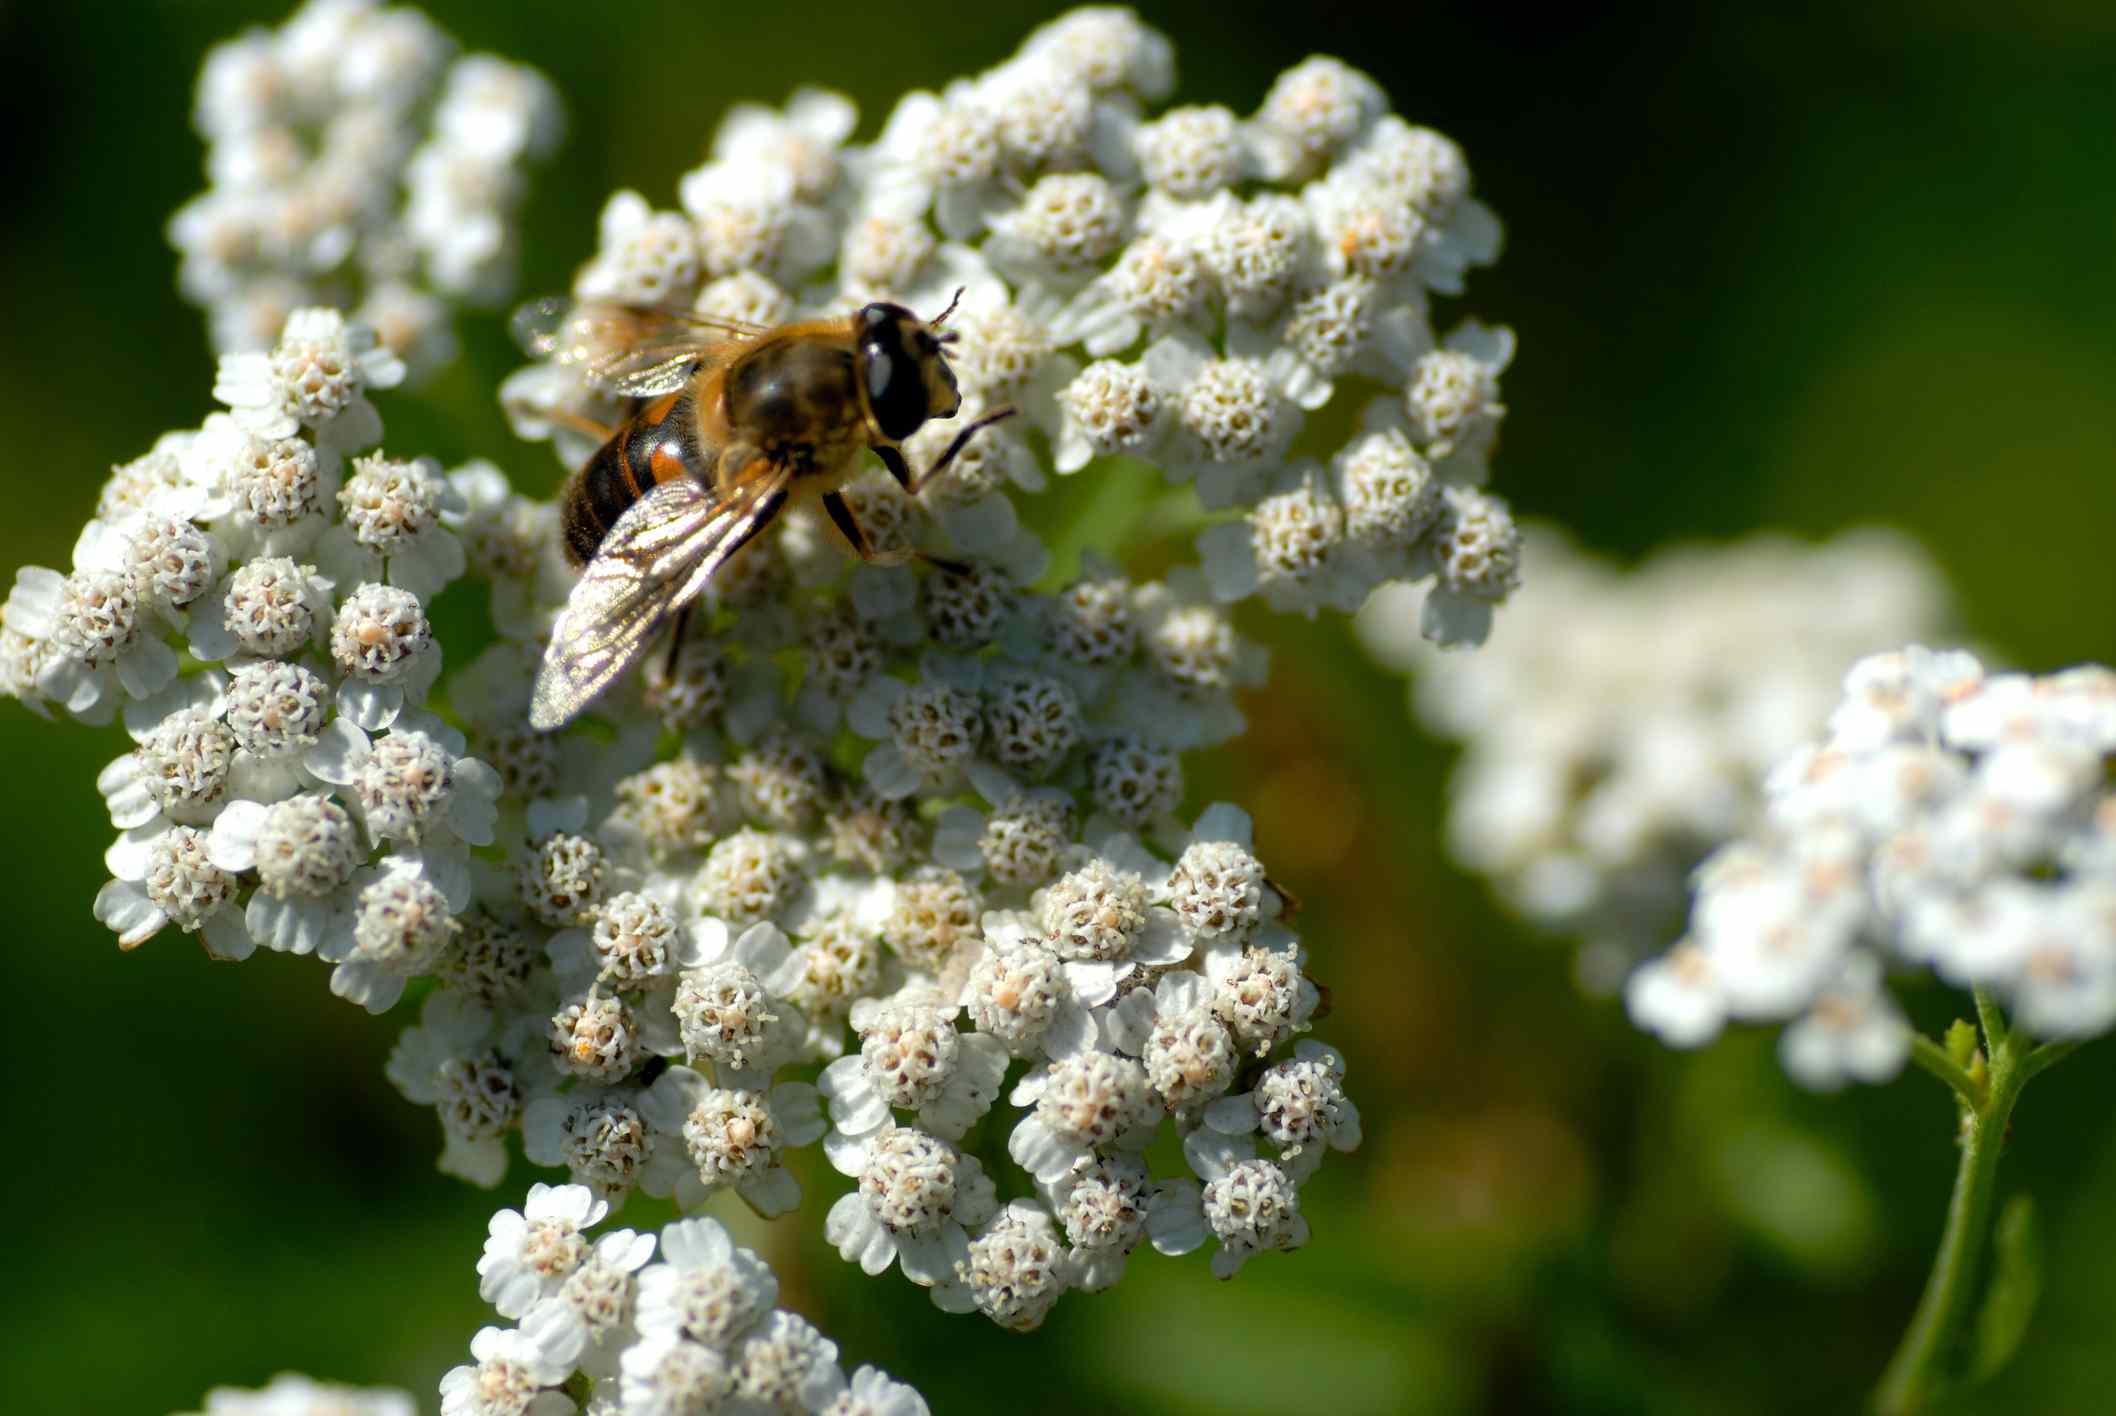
1906 1033 1982 1108
1971 986 2007 1057
1872 999 2051 1415
2019 1038 2081 1084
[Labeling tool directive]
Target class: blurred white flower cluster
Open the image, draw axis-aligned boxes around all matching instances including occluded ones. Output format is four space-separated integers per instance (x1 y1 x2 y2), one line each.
1627 646 2116 1089
504 6 1520 647
178 1374 414 1416
8 6 1482 1409
1360 526 1952 989
170 0 562 375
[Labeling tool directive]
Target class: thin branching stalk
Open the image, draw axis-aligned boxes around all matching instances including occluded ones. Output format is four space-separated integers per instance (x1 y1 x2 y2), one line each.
1873 990 2068 1416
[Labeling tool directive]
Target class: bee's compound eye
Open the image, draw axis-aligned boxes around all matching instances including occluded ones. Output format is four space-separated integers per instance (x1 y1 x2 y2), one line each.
861 321 928 442
863 341 897 405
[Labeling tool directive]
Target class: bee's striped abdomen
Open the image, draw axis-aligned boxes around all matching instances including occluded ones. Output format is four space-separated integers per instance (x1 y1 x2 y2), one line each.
559 386 705 565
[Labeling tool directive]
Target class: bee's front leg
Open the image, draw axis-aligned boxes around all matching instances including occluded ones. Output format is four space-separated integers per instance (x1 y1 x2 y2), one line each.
821 490 968 577
875 405 1019 497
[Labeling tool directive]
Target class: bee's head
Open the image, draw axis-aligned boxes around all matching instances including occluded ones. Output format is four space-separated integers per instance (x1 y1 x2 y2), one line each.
856 295 964 442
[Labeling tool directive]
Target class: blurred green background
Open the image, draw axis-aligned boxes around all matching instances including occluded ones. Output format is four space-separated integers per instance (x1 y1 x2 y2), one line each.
4 2 2116 1412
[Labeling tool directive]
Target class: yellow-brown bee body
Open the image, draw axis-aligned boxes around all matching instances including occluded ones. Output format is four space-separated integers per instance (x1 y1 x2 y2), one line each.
516 294 1008 729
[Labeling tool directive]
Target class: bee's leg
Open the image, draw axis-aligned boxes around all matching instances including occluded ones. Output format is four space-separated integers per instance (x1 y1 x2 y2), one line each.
821 489 888 561
872 445 920 495
876 405 1019 497
821 491 969 577
664 606 691 677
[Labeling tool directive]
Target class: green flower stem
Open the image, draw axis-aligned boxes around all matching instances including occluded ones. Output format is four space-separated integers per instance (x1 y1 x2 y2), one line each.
1873 991 2051 1416
1906 1033 1982 1108
2020 1038 2081 1084
1972 987 2009 1060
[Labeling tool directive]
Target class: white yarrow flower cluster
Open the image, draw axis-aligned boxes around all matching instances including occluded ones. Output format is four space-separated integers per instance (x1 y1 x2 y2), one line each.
507 23 1519 649
1360 525 1953 989
466 19 1398 1328
170 0 561 374
1 309 504 987
445 1187 929 1415
19 6 1415 1399
1627 646 2116 1088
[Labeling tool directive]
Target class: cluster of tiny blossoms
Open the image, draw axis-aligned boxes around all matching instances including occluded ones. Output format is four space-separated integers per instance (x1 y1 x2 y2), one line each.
1628 647 2116 1089
446 1187 929 1415
503 7 1520 644
0 306 516 1013
1360 526 1952 990
441 9 1419 1337
175 1187 931 1416
171 0 561 375
3 8 1495 1408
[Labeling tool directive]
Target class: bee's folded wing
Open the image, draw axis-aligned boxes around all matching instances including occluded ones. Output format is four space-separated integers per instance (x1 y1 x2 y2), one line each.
511 296 769 397
530 470 788 731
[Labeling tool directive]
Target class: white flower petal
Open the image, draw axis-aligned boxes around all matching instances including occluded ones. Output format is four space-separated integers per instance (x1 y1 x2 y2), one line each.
448 758 502 845
1062 959 1122 1007
771 1081 827 1146
862 743 921 799
1419 586 1495 647
1190 802 1253 848
1007 1115 1080 1186
1146 1181 1205 1255
304 717 369 784
827 1191 897 1275
246 892 336 956
116 638 181 700
822 1126 874 1179
659 1215 734 1270
736 1164 802 1217
1041 1001 1097 1059
208 799 270 871
96 753 160 830
104 825 159 881
894 1226 968 1287
819 1056 891 1134
1203 1093 1259 1135
93 880 167 950
201 906 255 960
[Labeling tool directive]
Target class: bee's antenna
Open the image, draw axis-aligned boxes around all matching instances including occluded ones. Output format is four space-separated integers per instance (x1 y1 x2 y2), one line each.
931 286 966 329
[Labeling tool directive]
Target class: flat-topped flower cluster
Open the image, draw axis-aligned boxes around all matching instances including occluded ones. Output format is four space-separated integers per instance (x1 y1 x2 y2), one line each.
1360 526 1952 990
8 6 1516 1411
503 5 1521 645
450 1189 931 1416
1628 646 2116 1088
171 0 561 375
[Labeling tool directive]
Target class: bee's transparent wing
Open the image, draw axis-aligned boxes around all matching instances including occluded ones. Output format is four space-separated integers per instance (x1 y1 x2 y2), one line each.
605 354 707 399
512 296 771 397
530 470 789 731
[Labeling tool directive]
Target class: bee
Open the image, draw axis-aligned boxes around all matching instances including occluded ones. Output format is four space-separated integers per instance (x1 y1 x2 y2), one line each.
512 290 1012 731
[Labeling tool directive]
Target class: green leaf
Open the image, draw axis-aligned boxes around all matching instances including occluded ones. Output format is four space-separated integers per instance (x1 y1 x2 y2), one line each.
1968 1192 2042 1386
1944 1018 1980 1071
